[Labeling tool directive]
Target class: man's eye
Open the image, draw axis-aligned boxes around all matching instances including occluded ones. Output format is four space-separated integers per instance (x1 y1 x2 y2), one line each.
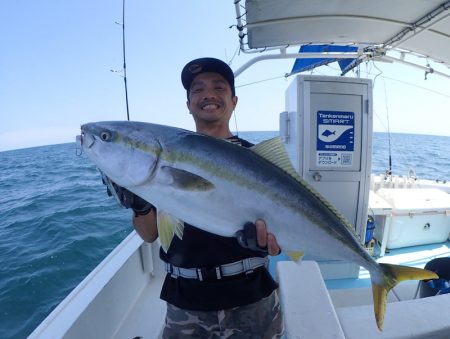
191 86 203 92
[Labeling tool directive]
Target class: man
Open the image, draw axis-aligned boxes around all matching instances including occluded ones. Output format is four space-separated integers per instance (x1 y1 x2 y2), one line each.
113 58 283 338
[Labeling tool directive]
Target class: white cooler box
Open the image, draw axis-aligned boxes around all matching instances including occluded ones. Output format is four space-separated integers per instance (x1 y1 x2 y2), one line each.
376 188 450 249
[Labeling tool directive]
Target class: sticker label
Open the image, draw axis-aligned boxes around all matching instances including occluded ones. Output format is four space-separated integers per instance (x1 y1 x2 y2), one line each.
316 111 354 166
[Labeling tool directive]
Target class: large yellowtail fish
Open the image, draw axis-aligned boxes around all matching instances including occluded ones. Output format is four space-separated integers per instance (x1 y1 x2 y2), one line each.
78 121 438 330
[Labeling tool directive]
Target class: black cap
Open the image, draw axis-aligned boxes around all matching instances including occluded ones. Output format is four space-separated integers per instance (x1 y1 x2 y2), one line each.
181 57 235 97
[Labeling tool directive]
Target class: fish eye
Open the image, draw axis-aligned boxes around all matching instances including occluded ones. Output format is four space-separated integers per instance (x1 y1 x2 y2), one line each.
100 131 112 141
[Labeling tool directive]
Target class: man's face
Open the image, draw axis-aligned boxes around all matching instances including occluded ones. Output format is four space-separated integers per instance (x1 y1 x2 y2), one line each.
187 72 237 125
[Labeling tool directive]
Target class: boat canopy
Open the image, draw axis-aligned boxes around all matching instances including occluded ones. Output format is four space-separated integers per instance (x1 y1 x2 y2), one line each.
233 0 450 77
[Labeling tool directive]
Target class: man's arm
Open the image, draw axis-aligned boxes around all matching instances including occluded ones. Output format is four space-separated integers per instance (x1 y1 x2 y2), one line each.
133 210 158 243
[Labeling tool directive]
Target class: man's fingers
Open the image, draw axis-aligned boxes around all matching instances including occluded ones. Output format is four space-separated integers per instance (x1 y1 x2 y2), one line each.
255 219 267 248
267 233 281 256
237 219 281 255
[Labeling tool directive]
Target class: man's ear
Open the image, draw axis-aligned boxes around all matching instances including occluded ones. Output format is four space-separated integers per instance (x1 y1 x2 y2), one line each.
232 95 238 108
186 100 192 114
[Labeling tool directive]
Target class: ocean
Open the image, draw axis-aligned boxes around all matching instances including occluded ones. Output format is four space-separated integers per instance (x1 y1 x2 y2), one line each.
1 131 449 338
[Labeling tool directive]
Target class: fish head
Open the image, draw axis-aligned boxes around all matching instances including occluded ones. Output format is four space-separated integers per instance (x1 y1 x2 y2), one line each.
79 121 162 187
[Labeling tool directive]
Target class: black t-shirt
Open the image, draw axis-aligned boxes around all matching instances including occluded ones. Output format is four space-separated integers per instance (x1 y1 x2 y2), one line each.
159 136 278 310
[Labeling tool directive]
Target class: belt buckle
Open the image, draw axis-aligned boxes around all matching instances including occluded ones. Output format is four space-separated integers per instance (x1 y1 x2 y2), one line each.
197 266 222 281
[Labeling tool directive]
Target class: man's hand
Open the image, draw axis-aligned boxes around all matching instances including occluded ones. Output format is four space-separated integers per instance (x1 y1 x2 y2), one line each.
236 219 281 256
101 174 154 216
113 184 154 216
255 219 281 256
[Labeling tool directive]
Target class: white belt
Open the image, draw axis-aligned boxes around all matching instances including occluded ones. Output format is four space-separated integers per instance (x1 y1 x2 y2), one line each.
165 257 269 281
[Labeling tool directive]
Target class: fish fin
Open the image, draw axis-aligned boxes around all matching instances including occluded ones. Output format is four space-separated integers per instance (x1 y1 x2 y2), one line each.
251 138 354 232
251 137 301 180
157 210 185 252
371 263 439 331
286 250 304 262
161 166 215 191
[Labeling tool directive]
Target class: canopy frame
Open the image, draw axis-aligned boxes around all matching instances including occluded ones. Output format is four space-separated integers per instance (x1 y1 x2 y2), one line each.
232 0 450 78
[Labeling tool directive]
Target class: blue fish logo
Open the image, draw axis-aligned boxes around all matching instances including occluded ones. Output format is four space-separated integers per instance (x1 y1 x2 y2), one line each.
322 129 336 137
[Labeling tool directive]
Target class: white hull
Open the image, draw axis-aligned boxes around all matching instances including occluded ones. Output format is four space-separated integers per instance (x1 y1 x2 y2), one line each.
29 232 166 339
29 230 450 338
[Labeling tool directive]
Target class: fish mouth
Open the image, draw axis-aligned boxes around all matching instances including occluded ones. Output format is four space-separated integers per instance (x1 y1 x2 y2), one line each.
77 132 95 149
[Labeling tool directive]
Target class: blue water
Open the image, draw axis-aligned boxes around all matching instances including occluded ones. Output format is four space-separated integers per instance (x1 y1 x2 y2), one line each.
0 132 449 338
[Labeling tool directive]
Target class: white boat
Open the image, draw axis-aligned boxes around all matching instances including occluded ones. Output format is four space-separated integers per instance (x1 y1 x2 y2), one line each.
29 1 450 338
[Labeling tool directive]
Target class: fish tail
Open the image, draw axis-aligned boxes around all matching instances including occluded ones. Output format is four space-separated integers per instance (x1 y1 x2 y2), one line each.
371 263 438 331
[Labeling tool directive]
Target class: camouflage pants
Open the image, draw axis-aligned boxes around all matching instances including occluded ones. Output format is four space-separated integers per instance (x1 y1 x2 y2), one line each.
162 290 284 339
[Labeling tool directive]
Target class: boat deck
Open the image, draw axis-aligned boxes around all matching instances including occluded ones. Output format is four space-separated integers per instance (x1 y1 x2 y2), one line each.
277 241 450 338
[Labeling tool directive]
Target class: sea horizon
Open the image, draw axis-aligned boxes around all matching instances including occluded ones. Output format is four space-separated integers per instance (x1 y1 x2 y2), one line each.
2 130 450 153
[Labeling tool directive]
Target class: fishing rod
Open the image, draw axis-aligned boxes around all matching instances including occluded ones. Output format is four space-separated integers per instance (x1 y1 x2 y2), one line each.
121 0 130 120
383 77 393 177
113 0 130 120
372 62 393 178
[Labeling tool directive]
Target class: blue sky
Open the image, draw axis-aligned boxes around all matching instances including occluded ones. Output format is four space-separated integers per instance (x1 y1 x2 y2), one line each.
2 1 450 151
